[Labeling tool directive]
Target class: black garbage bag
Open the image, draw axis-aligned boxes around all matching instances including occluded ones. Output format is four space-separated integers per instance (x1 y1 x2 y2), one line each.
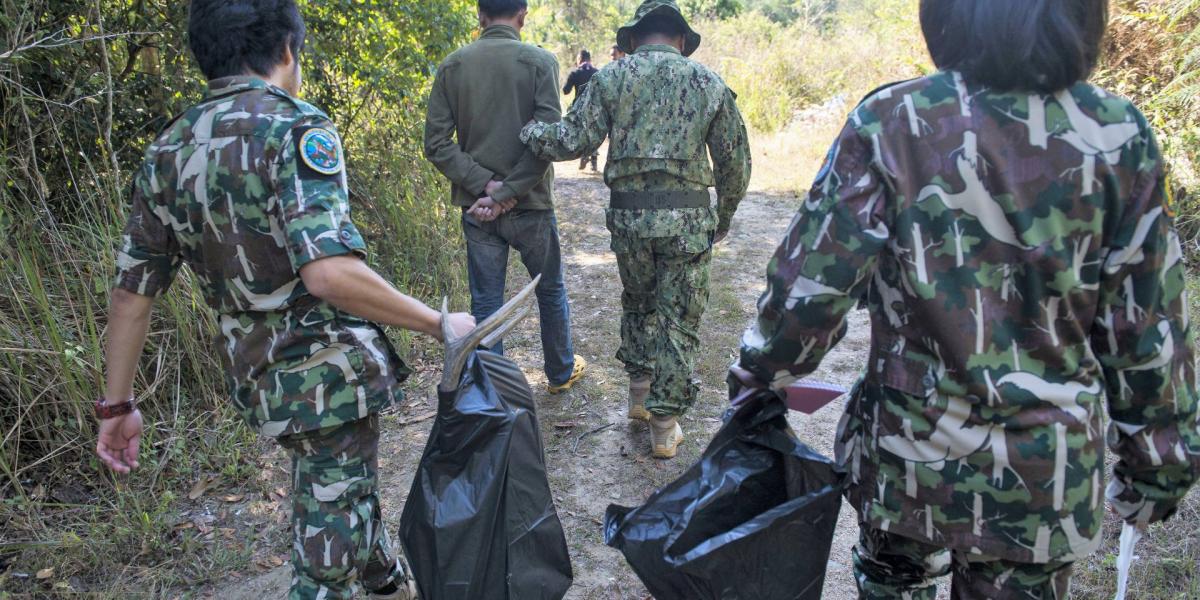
399 351 572 600
604 391 844 600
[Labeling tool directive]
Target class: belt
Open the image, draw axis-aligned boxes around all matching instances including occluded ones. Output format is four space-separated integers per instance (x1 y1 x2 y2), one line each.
610 189 710 210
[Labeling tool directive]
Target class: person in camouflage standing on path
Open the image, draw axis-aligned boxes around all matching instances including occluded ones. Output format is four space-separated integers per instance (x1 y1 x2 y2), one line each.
93 2 474 598
521 0 751 459
730 0 1200 597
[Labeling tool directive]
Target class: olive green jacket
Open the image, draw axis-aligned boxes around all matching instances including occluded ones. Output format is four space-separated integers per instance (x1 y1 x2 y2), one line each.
424 25 561 210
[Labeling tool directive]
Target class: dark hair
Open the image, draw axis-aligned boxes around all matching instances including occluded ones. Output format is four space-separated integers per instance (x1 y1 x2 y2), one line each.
188 0 306 81
919 0 1108 93
631 14 686 39
478 0 527 18
579 49 591 62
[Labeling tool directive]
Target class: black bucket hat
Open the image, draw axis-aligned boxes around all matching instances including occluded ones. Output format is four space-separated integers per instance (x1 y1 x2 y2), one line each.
616 0 702 57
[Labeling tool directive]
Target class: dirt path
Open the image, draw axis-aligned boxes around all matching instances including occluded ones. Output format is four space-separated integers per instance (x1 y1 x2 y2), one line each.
217 166 874 599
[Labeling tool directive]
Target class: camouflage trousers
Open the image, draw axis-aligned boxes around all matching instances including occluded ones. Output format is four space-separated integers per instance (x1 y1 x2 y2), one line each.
853 521 1074 600
612 231 712 416
277 415 404 599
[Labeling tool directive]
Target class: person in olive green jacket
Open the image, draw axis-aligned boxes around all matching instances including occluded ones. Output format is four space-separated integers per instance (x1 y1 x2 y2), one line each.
424 0 586 394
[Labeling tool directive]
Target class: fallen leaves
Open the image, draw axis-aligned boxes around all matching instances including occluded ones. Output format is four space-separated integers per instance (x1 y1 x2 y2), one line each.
254 554 288 571
187 476 218 500
35 567 53 580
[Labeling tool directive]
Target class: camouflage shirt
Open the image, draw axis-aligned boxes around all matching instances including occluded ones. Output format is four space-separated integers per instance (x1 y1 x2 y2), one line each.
114 76 409 437
738 72 1199 563
520 45 751 237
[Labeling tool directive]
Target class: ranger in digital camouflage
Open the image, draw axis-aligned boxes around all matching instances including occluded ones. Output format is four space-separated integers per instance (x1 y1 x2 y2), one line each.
734 70 1200 598
521 0 750 459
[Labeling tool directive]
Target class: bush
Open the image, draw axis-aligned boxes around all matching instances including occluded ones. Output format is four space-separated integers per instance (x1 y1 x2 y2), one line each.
692 0 928 132
1093 0 1199 260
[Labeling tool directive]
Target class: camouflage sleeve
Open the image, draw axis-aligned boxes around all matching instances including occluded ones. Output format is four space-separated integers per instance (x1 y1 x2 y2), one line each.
492 55 560 204
519 72 609 162
1094 131 1200 527
423 64 496 196
737 115 891 390
708 87 751 232
113 162 182 297
274 118 368 271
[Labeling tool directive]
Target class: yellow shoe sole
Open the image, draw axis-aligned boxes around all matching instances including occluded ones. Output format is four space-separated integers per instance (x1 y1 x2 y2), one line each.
547 356 588 395
628 405 651 421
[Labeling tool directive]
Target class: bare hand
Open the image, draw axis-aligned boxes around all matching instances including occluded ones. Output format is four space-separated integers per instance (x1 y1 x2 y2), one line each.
468 196 519 222
443 312 476 341
96 410 143 474
468 197 501 222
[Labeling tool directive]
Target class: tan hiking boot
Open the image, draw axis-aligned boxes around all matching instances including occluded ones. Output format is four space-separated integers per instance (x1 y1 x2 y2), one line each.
650 415 684 459
628 377 651 421
547 355 588 395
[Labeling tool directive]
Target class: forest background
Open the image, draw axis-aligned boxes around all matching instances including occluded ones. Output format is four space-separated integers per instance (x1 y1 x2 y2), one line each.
0 0 1196 596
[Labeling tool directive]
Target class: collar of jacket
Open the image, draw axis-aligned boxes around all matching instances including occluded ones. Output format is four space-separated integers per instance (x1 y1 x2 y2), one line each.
634 44 681 56
480 25 520 41
205 76 290 101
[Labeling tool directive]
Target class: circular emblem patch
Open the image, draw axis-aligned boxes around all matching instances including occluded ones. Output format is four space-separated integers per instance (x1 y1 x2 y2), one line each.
300 128 342 175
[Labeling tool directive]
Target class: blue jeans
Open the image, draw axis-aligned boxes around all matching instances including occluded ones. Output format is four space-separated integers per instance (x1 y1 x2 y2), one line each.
462 209 575 385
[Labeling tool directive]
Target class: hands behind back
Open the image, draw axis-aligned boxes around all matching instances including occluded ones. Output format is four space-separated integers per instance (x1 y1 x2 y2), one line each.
468 195 517 222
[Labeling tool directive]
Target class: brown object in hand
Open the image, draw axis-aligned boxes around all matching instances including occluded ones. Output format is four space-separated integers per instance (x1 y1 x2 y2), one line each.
94 397 136 420
781 380 847 414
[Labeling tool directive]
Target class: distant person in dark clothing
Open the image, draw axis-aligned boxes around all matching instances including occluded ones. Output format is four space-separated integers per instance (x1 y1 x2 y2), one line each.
562 49 599 171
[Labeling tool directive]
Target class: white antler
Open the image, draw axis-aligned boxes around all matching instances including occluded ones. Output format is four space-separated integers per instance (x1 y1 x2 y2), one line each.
439 275 541 391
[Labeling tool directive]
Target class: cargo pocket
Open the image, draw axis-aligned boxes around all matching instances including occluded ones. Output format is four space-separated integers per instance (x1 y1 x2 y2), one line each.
865 343 936 400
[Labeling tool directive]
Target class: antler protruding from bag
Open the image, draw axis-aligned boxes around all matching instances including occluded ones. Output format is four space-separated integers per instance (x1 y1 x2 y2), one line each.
440 275 541 392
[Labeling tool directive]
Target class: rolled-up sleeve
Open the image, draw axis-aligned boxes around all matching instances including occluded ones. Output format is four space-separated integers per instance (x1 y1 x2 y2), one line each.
273 119 367 271
113 163 182 297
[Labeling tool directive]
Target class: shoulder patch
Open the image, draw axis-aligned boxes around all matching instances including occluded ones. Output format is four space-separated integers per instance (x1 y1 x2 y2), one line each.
297 127 342 176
